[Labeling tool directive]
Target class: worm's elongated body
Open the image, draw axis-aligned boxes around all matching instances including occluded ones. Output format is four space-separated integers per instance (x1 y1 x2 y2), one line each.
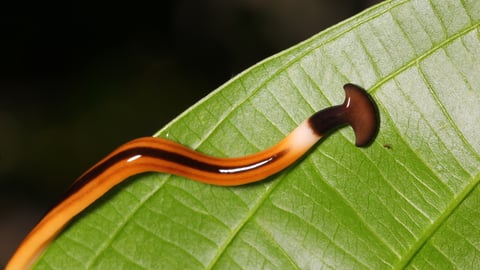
7 84 378 270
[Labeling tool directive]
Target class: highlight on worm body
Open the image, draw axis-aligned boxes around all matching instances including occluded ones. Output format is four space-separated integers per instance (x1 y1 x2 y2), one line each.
6 83 378 270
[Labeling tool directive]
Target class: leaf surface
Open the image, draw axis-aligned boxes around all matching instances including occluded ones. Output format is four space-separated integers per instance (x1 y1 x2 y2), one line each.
35 0 480 269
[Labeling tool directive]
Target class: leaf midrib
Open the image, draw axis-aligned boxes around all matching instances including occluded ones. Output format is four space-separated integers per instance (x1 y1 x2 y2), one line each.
397 171 480 269
362 18 480 270
164 5 480 270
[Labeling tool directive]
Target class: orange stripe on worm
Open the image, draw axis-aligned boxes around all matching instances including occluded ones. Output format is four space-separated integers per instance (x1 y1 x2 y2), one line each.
6 83 378 270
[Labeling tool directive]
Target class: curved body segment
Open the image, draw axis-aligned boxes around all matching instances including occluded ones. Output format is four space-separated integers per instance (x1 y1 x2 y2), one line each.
6 84 378 270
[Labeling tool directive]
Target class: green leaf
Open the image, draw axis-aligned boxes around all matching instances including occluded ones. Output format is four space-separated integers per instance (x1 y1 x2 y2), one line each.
34 0 480 269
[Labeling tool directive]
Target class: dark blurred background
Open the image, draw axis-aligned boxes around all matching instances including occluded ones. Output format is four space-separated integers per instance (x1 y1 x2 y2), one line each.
1 0 382 264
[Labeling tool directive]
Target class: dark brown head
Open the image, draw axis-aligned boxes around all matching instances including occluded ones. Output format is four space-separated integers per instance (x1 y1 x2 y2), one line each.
342 83 379 146
308 83 379 147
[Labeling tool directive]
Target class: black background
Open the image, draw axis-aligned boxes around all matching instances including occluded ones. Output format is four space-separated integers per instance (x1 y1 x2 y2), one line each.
1 0 382 265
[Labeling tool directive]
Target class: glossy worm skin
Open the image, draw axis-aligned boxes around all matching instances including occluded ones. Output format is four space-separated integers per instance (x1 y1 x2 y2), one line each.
7 83 378 270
